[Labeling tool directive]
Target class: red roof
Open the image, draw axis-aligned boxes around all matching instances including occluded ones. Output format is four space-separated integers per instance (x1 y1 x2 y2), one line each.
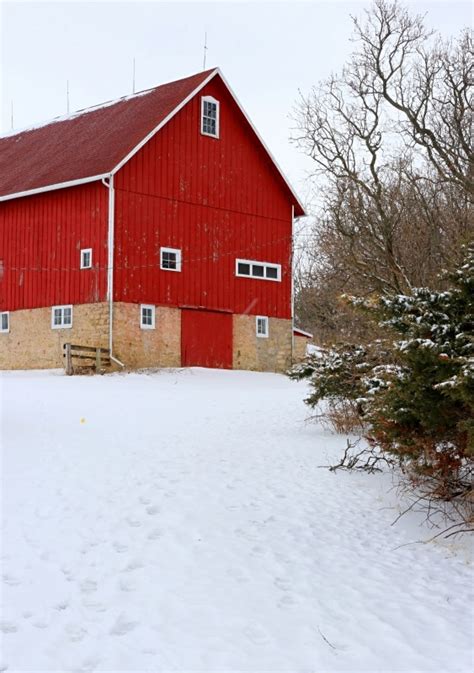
0 68 305 215
0 70 214 198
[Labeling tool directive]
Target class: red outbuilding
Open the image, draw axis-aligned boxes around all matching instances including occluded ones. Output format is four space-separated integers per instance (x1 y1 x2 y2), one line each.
0 68 305 371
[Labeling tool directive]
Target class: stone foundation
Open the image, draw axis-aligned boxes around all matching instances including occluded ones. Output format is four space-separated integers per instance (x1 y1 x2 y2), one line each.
233 315 292 373
1 303 293 373
0 303 109 370
293 334 311 362
113 303 181 369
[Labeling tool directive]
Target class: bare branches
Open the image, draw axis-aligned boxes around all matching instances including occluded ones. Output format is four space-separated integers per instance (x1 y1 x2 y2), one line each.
292 0 473 343
319 438 396 473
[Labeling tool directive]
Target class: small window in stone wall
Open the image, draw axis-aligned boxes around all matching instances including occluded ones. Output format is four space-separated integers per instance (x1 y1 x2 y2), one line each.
52 305 73 329
256 316 269 338
0 311 9 333
140 304 156 330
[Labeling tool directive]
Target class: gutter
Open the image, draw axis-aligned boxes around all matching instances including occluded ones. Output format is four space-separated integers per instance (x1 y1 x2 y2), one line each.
102 175 125 368
290 205 295 363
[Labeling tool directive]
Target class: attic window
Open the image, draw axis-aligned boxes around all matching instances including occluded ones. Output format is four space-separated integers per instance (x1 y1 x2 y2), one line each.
201 96 219 138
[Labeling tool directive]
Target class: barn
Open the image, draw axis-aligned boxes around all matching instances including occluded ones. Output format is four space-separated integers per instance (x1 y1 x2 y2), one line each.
0 68 305 372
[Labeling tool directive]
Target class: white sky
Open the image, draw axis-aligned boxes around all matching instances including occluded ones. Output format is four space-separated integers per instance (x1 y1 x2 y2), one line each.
1 0 471 206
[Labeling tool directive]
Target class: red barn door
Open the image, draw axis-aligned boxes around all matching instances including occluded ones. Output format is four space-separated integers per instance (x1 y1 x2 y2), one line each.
181 309 233 369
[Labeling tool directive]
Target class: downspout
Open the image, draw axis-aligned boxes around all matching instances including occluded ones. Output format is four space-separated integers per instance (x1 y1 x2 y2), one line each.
102 175 125 368
290 205 295 364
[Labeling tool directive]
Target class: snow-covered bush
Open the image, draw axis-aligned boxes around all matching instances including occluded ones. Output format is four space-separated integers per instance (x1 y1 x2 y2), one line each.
290 244 473 512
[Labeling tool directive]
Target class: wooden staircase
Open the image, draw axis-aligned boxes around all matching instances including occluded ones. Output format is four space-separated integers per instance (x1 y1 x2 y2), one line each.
63 343 112 375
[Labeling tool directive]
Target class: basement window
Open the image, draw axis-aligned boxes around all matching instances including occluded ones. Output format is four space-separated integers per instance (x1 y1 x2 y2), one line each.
235 258 281 282
256 316 269 338
52 305 73 329
140 304 155 330
201 96 220 138
0 312 9 333
80 248 92 269
160 247 182 272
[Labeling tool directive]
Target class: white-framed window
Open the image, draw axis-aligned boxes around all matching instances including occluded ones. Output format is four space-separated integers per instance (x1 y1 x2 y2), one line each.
51 305 73 329
235 258 281 282
80 248 92 269
160 247 182 272
140 304 155 330
0 311 9 333
256 316 269 338
201 96 220 138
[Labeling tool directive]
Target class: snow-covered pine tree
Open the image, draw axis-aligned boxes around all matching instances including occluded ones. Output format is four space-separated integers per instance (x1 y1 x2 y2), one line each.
365 243 473 498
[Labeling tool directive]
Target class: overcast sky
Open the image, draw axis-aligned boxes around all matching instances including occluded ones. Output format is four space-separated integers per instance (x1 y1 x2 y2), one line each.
1 0 471 205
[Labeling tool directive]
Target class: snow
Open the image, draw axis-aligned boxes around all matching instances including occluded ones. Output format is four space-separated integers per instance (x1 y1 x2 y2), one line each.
1 368 472 672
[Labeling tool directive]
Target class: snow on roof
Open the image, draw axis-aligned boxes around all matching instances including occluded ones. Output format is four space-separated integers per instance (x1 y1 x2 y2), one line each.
293 327 313 339
0 69 215 199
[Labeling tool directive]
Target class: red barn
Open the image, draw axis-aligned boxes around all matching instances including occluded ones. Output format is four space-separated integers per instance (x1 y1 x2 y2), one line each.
0 68 305 372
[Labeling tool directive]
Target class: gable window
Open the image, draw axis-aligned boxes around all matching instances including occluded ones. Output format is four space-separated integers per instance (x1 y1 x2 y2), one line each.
201 96 219 138
236 259 281 282
256 316 269 338
160 247 182 272
0 312 9 333
80 248 92 269
51 305 73 329
140 304 155 330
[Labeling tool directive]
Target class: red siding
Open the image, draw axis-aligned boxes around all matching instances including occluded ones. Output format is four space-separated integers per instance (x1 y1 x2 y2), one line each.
0 183 108 311
181 309 233 369
114 75 292 319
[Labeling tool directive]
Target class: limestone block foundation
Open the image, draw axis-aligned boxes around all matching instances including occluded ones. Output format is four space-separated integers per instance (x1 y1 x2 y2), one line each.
293 335 311 362
233 315 292 373
0 303 109 370
113 303 181 369
1 303 293 373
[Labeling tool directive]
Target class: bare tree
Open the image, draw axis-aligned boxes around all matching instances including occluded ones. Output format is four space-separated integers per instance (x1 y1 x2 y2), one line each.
292 0 473 341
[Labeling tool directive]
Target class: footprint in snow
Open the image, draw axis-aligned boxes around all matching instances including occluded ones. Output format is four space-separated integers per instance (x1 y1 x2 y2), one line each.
80 579 98 594
110 614 139 636
66 624 87 642
2 574 20 586
54 600 69 611
126 518 142 528
243 625 270 645
147 529 162 540
113 541 128 553
139 496 151 505
274 577 292 591
83 600 107 613
146 505 159 516
74 657 101 673
0 621 18 634
122 560 143 572
119 578 136 592
278 594 297 608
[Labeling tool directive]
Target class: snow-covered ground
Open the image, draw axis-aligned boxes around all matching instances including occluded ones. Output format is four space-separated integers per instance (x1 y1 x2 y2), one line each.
1 368 472 672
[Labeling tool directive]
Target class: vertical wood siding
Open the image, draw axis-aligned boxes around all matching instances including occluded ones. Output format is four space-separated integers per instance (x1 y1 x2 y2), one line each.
0 183 108 311
114 76 293 319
